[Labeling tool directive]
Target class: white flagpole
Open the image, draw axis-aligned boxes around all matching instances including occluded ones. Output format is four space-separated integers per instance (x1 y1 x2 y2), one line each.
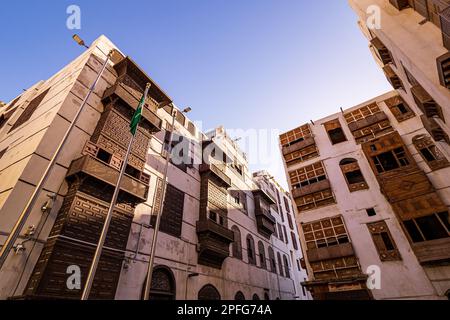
143 108 176 300
81 83 151 300
0 49 115 272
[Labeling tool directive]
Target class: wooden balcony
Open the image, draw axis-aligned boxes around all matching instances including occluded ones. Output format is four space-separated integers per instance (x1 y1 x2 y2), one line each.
370 37 393 65
196 220 234 269
347 111 388 132
421 115 449 143
292 179 331 198
306 243 355 263
255 214 276 239
383 64 403 90
281 136 316 156
252 188 276 205
199 163 231 187
440 5 450 50
67 155 148 201
412 238 450 264
411 85 443 120
102 82 162 133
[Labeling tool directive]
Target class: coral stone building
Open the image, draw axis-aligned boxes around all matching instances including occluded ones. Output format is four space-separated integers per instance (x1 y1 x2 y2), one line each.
0 35 308 300
279 0 450 300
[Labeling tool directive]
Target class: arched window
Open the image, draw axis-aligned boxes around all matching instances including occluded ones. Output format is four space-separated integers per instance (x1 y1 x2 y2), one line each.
339 158 368 192
234 291 245 300
246 235 256 265
198 284 221 300
252 294 260 300
277 252 284 277
231 225 242 260
264 292 270 300
141 265 176 300
268 247 276 273
283 255 290 278
258 241 266 269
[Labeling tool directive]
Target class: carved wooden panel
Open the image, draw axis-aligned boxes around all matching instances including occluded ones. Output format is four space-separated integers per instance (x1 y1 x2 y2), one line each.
283 144 319 166
25 238 124 299
207 179 228 215
310 256 361 280
392 193 448 220
82 141 99 158
344 103 393 144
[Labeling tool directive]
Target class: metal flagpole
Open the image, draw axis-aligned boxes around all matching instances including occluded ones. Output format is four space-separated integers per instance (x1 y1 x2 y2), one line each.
81 83 151 300
143 108 177 300
0 49 115 271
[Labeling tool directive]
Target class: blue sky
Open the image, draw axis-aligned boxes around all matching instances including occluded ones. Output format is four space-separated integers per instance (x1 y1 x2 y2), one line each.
0 1 392 187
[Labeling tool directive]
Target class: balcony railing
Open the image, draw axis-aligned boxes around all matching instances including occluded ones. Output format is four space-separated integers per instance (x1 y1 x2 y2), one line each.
67 155 148 201
412 238 450 264
306 243 355 263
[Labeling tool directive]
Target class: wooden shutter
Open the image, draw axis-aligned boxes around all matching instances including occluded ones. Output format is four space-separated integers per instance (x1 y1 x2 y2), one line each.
437 52 450 89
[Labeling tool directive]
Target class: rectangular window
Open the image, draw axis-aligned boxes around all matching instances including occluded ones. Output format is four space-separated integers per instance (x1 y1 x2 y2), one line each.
367 221 401 261
9 88 50 132
302 215 349 250
324 119 347 145
289 161 327 190
404 212 449 243
413 135 449 170
366 208 377 217
372 147 409 173
291 232 299 250
340 158 368 192
384 95 415 122
283 225 289 244
278 224 284 242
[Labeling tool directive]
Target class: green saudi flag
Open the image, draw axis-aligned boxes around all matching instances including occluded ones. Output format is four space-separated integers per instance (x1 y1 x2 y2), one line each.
130 84 151 136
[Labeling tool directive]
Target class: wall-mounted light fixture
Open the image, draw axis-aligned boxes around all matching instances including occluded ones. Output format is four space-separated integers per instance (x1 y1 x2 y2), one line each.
41 193 57 214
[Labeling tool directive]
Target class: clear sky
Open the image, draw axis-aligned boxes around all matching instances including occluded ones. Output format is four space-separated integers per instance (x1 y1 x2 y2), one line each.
0 0 392 188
